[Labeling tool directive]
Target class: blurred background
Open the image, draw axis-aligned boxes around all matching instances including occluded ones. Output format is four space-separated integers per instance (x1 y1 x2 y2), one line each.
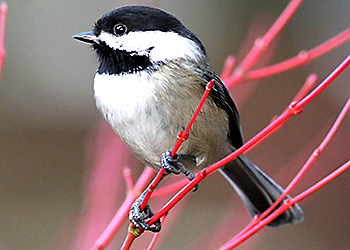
0 0 349 249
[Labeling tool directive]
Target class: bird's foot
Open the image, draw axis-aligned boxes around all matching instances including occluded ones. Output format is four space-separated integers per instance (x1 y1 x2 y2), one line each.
129 193 161 232
161 149 198 191
161 150 196 180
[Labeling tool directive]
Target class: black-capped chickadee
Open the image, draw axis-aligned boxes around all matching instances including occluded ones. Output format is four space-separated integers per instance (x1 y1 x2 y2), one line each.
73 6 304 232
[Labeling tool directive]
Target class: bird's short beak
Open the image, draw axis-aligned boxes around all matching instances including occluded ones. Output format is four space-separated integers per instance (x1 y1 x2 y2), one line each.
73 31 98 44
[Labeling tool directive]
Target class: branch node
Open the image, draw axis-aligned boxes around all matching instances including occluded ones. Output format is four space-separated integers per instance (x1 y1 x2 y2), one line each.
177 131 189 141
298 50 309 62
233 66 245 80
128 224 143 237
200 169 207 177
288 101 303 115
206 79 215 90
148 185 155 193
313 148 321 157
283 198 292 208
253 214 261 222
254 37 266 50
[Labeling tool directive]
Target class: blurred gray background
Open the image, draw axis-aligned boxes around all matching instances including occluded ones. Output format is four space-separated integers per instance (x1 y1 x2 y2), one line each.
0 0 349 249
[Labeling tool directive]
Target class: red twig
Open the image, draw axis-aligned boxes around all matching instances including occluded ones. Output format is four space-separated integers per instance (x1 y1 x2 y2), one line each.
292 73 318 102
225 0 303 88
295 55 350 109
122 80 215 248
223 97 350 249
247 27 350 81
121 230 138 250
223 159 350 250
123 167 135 191
146 213 168 250
220 55 236 80
293 160 350 203
152 178 189 197
172 79 216 154
269 73 318 129
138 80 215 211
146 54 350 230
91 167 154 250
221 99 350 249
0 2 7 81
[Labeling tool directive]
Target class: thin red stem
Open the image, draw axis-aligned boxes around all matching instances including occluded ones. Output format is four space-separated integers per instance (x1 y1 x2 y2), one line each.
123 167 134 191
0 2 8 81
172 79 215 155
247 27 350 81
295 54 350 110
152 178 189 197
121 230 138 250
139 169 164 211
220 55 236 80
226 0 303 87
292 73 318 103
221 200 292 249
146 213 168 250
221 98 350 249
318 98 350 150
225 216 261 245
90 167 154 250
259 97 350 221
133 80 215 231
224 159 350 250
293 160 350 203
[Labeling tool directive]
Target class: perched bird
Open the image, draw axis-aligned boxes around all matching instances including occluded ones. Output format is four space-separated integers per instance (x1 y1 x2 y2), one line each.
73 5 304 232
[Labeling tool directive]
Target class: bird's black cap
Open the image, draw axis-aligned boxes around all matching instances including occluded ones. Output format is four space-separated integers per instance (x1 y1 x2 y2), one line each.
93 6 206 55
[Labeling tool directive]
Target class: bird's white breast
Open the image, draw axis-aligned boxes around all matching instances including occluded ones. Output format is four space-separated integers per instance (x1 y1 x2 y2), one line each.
93 72 155 123
93 71 173 167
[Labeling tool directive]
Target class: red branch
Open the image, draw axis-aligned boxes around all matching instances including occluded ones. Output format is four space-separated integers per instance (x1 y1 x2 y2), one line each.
247 27 350 81
0 2 7 81
222 97 350 249
146 53 350 231
293 160 350 203
221 151 347 249
225 0 303 87
138 80 215 211
292 73 318 102
224 159 350 249
91 167 154 250
121 80 215 248
146 213 168 250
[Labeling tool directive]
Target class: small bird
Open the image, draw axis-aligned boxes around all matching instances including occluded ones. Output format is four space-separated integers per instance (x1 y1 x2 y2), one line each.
73 5 304 232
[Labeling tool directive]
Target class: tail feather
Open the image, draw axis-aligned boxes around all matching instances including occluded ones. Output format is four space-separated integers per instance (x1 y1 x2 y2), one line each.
219 154 304 227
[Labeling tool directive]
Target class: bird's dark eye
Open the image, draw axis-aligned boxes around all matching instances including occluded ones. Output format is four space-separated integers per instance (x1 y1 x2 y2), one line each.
113 24 127 35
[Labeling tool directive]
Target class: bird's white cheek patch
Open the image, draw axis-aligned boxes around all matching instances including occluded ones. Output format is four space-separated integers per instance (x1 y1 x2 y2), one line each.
98 30 202 62
98 32 121 50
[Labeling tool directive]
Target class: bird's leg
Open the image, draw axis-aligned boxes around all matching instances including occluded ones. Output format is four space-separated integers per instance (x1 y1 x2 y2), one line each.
161 149 196 180
129 189 162 232
129 151 197 232
161 149 198 191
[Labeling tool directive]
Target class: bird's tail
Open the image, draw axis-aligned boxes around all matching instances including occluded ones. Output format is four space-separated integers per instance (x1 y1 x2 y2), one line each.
219 154 304 227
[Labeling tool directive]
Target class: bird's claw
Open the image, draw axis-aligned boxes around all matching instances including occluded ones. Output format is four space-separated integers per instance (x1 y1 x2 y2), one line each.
129 196 161 232
161 150 195 180
161 149 198 191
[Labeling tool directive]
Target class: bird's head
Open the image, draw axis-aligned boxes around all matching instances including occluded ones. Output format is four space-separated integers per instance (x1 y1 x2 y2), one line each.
73 6 206 75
